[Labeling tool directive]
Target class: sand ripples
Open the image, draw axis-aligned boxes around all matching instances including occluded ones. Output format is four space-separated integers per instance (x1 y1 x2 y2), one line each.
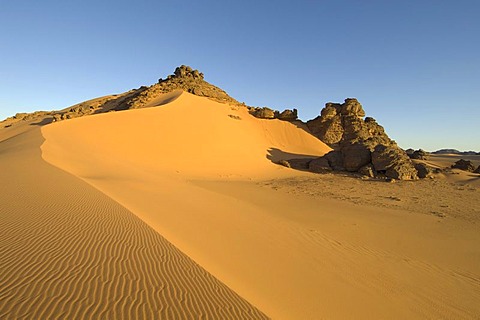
0 129 267 319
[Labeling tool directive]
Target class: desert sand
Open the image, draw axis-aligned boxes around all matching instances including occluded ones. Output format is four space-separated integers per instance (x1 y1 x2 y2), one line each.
1 91 480 319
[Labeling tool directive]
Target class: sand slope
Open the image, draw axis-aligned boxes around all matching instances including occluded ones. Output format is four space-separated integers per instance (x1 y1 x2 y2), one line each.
40 92 480 319
0 125 267 318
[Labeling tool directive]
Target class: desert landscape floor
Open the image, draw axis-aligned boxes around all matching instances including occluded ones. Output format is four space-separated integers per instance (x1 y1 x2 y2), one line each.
1 92 480 319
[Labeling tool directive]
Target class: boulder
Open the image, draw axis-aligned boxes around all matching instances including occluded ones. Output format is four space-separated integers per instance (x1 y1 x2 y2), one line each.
451 159 476 172
408 149 428 160
309 157 331 173
342 142 371 172
415 163 433 179
372 144 418 180
251 107 275 119
340 98 365 117
474 165 480 174
276 109 298 121
324 151 345 171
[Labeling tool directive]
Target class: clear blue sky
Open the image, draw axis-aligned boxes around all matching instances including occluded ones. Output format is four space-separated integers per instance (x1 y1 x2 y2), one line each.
1 0 479 151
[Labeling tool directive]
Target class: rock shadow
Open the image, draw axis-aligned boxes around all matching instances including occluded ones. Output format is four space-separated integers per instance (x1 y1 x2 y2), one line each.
266 148 319 171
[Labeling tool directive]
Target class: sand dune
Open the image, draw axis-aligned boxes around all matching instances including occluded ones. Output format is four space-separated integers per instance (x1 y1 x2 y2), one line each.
38 92 480 319
0 125 266 318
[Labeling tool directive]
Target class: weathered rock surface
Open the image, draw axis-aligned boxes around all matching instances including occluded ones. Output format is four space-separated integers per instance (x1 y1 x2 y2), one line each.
408 149 428 160
251 107 275 119
342 142 371 172
308 157 331 173
275 109 298 121
371 144 418 180
305 98 418 180
249 107 298 121
113 65 241 111
414 163 433 179
475 166 480 174
451 159 476 172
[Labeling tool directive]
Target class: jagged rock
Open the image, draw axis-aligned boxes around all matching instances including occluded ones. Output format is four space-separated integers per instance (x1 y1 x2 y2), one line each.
474 165 480 174
306 98 417 180
342 142 371 172
275 109 298 121
451 159 476 172
340 98 365 117
415 163 433 179
371 144 418 180
306 114 344 146
308 157 331 173
307 99 389 149
359 164 375 178
408 149 428 160
251 107 275 119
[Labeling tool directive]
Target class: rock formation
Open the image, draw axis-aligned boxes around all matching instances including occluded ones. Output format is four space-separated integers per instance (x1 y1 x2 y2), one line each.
414 163 433 179
407 149 428 160
112 65 242 111
451 159 476 172
305 98 418 180
248 107 298 121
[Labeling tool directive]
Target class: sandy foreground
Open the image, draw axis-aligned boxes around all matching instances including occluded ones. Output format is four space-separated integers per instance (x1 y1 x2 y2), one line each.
1 92 480 319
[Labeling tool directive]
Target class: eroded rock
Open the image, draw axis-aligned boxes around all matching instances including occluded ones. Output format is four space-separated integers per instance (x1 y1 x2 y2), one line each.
305 98 418 180
451 159 476 172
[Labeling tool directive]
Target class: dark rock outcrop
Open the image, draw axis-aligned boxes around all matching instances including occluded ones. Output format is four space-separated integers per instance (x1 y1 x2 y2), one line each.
113 65 241 111
308 157 332 173
342 142 371 172
305 98 418 180
414 163 433 179
371 144 418 180
451 159 476 172
475 166 480 174
251 107 275 119
249 107 298 121
275 109 298 121
408 149 428 160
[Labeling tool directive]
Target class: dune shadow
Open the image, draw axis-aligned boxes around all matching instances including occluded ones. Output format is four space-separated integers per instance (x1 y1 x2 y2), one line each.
30 117 54 126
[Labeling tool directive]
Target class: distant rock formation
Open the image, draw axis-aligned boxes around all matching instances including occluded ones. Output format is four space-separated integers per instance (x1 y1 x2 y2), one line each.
432 149 480 156
305 98 418 180
406 149 429 160
248 107 298 121
451 159 476 172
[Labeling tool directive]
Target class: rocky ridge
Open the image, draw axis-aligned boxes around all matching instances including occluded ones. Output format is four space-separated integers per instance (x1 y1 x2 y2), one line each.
2 65 300 126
